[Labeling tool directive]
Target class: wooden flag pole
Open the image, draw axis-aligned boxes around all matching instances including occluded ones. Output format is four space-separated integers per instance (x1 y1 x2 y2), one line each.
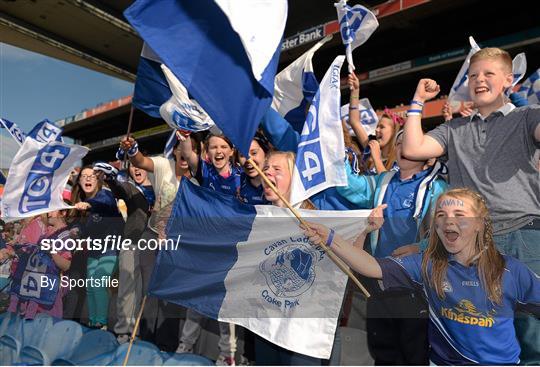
123 295 147 366
247 158 370 298
122 105 136 169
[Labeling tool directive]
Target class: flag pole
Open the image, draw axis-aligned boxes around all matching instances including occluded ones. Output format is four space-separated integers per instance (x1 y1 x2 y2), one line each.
247 158 371 298
123 294 147 366
122 102 136 169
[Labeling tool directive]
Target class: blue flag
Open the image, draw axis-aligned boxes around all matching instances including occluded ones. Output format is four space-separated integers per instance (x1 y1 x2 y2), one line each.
149 178 369 358
124 0 287 156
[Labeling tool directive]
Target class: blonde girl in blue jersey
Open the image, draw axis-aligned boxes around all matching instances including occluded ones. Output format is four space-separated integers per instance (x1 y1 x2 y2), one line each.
303 188 539 365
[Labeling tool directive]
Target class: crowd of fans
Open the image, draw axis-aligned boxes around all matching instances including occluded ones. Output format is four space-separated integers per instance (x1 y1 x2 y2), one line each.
0 47 539 366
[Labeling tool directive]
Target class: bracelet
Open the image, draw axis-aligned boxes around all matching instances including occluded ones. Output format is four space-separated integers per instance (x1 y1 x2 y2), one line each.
325 229 336 248
407 109 423 114
349 106 359 110
410 100 424 107
127 142 139 157
350 95 359 99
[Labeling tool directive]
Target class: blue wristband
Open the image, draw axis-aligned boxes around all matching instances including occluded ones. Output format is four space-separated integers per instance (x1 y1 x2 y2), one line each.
407 109 423 114
410 100 424 107
127 142 139 157
326 229 335 248
349 106 359 110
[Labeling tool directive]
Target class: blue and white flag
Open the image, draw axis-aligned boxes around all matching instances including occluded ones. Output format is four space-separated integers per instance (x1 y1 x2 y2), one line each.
159 64 216 133
0 118 26 146
272 35 332 134
448 37 481 103
516 67 540 105
27 119 63 143
290 56 348 206
133 44 216 133
1 138 88 220
510 53 527 95
125 0 287 156
341 98 378 137
449 37 527 102
132 43 172 118
149 178 370 358
335 0 379 73
163 130 177 159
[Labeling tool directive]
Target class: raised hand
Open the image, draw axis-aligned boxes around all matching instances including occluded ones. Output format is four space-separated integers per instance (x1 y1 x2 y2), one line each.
413 79 440 103
93 162 118 180
365 204 387 234
348 72 360 92
442 102 453 122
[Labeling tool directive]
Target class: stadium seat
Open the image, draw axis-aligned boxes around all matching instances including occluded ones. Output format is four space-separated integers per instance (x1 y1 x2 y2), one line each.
19 320 83 365
108 340 163 366
0 312 22 338
0 334 21 365
20 313 54 347
0 313 54 365
52 329 118 365
163 353 214 366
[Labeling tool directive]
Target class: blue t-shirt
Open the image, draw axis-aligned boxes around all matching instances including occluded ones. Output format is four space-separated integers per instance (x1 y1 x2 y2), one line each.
196 160 242 197
377 254 540 365
85 189 124 258
238 174 269 205
376 169 430 258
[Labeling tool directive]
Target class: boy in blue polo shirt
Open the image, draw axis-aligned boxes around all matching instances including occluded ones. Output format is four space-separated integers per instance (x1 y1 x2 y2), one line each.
304 188 540 365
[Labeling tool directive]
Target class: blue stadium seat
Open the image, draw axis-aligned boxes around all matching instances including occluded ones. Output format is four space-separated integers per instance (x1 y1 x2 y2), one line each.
0 312 22 338
20 313 54 347
0 313 54 365
108 340 163 366
19 320 83 365
0 334 21 365
163 353 214 366
52 329 118 365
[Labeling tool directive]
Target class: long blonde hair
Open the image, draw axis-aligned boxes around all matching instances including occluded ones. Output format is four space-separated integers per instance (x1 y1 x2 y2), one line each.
264 151 316 210
421 188 505 304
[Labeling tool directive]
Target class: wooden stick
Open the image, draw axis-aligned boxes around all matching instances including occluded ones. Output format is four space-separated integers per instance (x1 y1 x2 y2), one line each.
247 158 370 298
122 105 135 169
123 294 147 366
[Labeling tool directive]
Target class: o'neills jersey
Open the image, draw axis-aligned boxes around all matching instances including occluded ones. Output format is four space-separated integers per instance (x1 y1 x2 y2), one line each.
377 254 540 365
238 174 269 205
196 159 242 197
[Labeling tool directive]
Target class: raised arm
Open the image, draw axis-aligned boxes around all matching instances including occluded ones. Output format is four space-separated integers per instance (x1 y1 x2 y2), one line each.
177 130 199 173
402 79 445 160
347 73 369 148
119 136 155 172
302 204 387 279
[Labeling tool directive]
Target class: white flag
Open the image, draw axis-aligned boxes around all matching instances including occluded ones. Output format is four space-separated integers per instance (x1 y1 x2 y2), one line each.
335 0 379 73
509 52 527 95
1 139 88 220
290 56 347 206
272 35 332 130
341 98 379 137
